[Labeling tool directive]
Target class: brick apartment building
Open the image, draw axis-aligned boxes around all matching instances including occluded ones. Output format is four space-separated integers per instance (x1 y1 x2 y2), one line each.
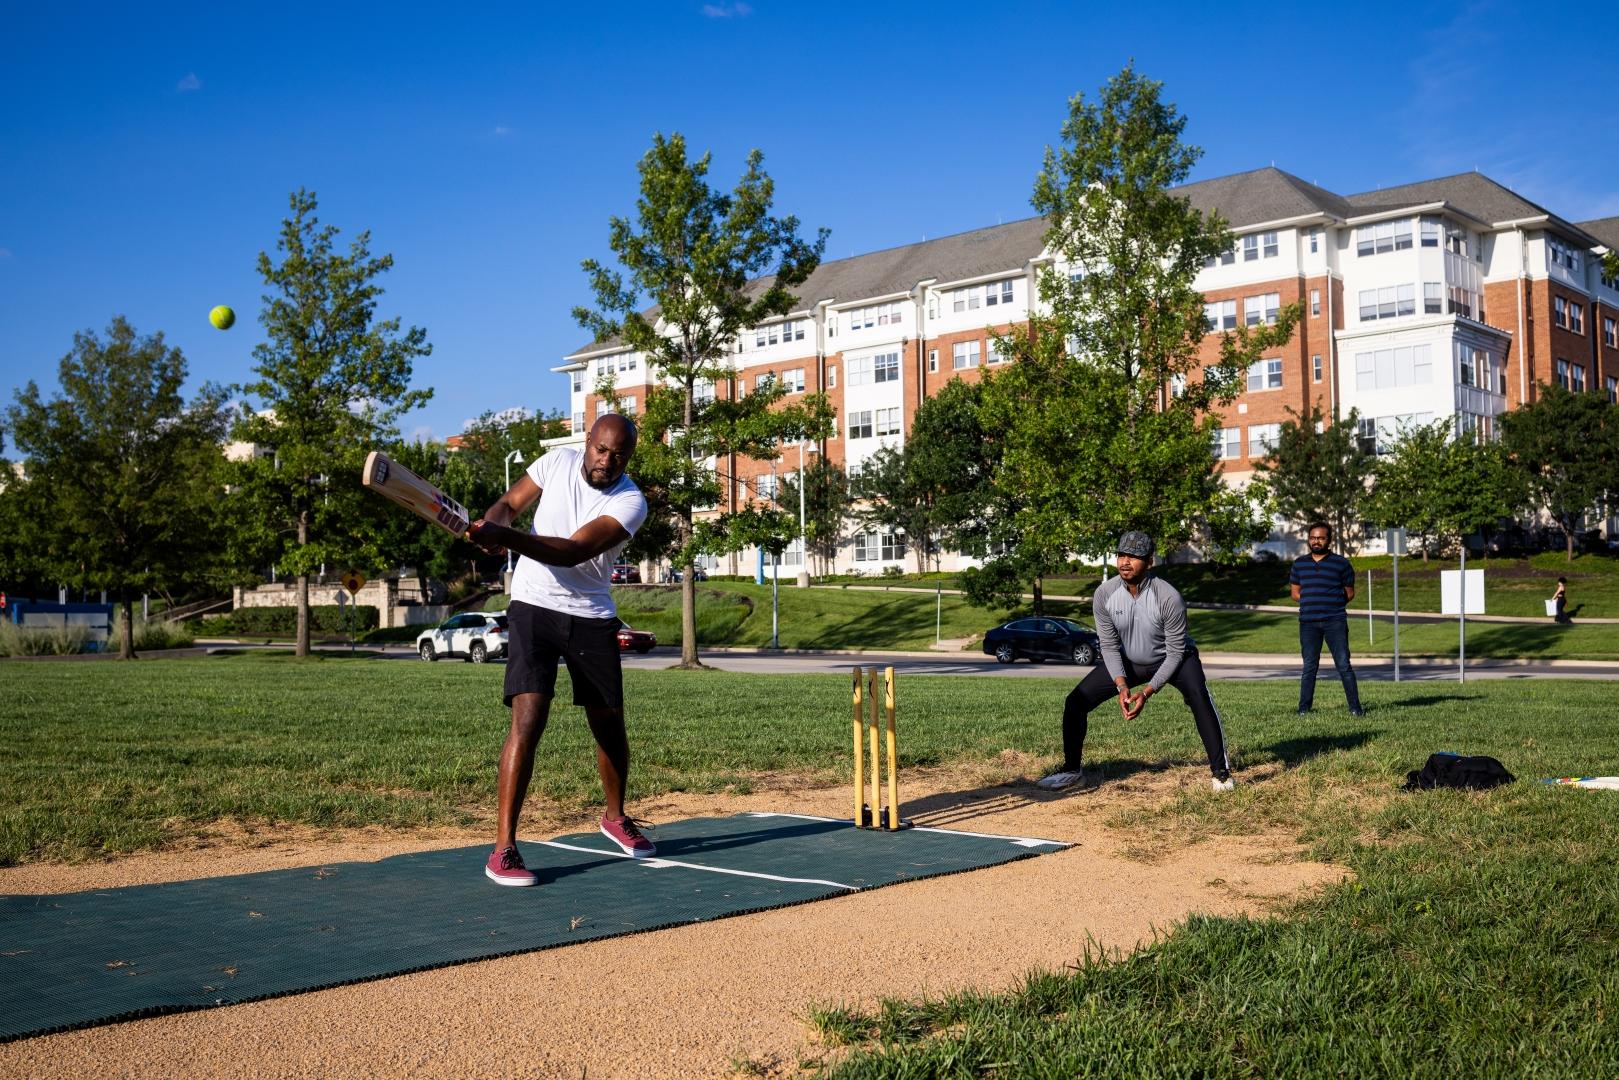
550 167 1619 576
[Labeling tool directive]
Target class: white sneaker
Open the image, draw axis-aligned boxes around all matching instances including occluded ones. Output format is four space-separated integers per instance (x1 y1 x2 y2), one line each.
1211 776 1236 793
1036 770 1086 791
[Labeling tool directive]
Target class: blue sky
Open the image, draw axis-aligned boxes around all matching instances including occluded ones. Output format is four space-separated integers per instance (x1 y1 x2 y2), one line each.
3 1 1615 445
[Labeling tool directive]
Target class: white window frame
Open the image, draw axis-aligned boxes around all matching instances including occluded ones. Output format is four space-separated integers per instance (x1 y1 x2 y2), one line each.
952 340 980 369
1246 358 1283 392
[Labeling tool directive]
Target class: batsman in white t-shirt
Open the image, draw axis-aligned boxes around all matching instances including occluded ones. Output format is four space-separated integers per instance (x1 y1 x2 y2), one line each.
465 414 653 886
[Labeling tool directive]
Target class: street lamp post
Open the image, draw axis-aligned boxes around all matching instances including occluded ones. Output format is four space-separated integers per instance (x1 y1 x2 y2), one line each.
796 440 817 588
503 450 526 576
770 461 780 649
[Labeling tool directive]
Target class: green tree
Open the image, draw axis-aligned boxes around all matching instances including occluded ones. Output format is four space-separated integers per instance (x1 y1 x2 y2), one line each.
1500 382 1619 561
1365 418 1450 559
574 134 833 667
229 190 433 656
441 408 570 518
977 67 1299 604
778 455 848 578
3 318 230 658
1370 419 1528 560
849 447 938 574
1252 406 1375 555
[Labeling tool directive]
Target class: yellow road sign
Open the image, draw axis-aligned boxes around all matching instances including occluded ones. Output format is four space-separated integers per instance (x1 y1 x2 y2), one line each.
341 570 366 596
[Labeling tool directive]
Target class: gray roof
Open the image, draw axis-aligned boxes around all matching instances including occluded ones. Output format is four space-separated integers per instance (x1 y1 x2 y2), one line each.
1173 167 1354 228
1578 216 1619 250
1344 172 1600 245
788 215 1049 308
565 217 1048 358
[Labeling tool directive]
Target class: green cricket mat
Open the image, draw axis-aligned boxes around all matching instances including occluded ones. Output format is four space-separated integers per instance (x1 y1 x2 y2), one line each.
0 812 1067 1042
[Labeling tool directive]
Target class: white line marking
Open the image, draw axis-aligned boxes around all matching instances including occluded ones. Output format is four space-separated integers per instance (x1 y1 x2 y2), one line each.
746 811 1066 848
536 839 859 890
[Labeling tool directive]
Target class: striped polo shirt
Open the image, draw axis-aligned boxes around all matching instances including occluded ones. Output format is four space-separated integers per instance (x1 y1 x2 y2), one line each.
1290 552 1354 623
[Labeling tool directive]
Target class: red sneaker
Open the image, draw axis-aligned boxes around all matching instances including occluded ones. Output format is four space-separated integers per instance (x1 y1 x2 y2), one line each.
484 845 538 886
600 815 657 858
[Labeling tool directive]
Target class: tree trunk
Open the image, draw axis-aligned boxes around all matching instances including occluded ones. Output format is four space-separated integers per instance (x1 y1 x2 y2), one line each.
296 509 310 658
678 560 700 667
119 591 136 661
1033 576 1044 616
1567 527 1576 562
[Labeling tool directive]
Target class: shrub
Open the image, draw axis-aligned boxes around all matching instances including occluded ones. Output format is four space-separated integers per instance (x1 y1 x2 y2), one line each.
208 605 380 636
107 619 196 652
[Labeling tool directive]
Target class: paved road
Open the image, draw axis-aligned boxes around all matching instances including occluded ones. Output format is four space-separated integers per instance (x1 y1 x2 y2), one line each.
201 642 1619 680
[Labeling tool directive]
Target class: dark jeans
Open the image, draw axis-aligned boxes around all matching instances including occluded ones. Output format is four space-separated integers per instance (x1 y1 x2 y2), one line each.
1299 618 1361 712
1061 650 1231 779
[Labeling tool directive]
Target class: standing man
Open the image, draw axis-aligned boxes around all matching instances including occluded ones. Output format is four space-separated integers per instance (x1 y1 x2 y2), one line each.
466 414 654 887
1290 521 1364 717
1037 531 1235 793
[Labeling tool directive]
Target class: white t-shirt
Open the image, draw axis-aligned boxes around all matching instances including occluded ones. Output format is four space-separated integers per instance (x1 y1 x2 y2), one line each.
507 448 646 619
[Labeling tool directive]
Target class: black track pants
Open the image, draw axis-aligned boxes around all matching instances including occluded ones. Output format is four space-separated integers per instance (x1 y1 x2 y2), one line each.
1060 650 1231 778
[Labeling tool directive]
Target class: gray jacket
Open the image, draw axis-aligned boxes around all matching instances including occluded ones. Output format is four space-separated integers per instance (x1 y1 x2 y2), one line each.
1092 573 1192 691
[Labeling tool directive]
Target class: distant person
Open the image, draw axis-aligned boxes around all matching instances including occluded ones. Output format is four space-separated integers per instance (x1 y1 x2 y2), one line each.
1553 577 1570 624
466 414 655 886
1038 530 1235 794
1289 521 1364 717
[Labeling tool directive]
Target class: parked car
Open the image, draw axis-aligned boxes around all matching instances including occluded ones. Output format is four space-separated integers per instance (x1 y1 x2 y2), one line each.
616 624 657 653
611 563 642 584
416 612 509 663
662 567 708 583
981 617 1100 666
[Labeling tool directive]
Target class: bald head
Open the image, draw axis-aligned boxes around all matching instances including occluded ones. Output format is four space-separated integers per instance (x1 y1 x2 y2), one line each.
582 413 637 490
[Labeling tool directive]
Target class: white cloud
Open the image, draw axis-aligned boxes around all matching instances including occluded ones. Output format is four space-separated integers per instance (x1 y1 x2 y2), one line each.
492 125 513 137
176 73 202 92
408 425 437 444
702 2 751 17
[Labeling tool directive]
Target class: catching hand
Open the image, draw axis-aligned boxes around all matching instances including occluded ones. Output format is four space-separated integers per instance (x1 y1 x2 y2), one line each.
466 519 507 558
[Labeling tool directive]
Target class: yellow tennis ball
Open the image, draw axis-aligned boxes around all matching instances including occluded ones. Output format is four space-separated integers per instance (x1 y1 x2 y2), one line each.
209 305 236 330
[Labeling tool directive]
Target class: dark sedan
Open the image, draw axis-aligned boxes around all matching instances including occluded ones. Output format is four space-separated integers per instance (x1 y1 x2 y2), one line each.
982 617 1099 666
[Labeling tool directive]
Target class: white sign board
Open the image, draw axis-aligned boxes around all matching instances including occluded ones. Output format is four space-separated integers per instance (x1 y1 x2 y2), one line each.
1440 569 1484 615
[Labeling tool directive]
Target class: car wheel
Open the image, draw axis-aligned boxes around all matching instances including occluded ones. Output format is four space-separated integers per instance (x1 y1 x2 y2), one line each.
635 644 652 654
1072 642 1095 666
994 643 1016 664
419 642 436 662
470 642 487 664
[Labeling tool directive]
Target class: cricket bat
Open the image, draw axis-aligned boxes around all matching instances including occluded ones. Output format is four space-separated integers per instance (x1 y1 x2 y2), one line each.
361 451 474 538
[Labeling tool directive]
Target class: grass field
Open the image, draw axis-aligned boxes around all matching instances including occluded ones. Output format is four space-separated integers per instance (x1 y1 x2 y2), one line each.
825 551 1619 618
611 582 1619 660
4 657 1618 1072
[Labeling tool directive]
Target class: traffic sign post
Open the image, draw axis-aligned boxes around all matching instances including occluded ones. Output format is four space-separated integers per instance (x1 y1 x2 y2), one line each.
1440 558 1485 684
339 570 365 653
1386 528 1406 682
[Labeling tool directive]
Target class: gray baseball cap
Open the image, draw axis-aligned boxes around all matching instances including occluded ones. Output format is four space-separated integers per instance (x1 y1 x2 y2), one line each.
1116 530 1155 559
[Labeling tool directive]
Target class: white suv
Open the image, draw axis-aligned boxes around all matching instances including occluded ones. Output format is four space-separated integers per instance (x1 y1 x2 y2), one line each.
416 612 509 663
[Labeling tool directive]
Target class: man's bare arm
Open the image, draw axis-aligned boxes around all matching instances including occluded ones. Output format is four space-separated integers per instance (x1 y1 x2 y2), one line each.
1290 583 1302 602
482 475 541 528
470 514 630 568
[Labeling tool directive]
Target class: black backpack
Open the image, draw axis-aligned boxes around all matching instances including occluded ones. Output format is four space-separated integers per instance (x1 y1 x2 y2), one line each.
1403 752 1515 792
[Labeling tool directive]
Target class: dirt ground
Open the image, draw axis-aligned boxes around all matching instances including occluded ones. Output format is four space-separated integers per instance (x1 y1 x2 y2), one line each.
0 758 1346 1079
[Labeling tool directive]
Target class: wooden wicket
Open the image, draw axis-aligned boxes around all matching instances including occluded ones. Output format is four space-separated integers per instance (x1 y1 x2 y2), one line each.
851 665 903 830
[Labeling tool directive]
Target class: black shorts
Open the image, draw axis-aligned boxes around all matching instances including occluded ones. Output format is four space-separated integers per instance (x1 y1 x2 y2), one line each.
502 600 624 710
